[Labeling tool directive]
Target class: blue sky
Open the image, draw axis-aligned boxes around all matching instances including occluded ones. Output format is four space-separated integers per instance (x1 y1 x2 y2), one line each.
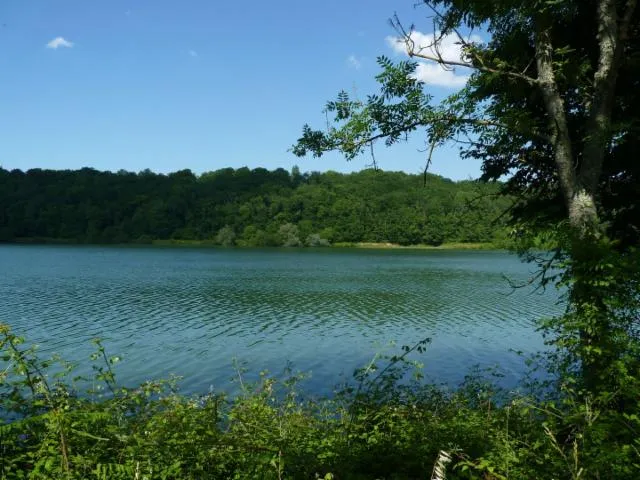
0 0 481 180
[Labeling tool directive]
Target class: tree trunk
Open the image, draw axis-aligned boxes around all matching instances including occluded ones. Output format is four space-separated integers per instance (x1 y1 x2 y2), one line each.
534 22 578 215
567 189 601 235
533 7 622 392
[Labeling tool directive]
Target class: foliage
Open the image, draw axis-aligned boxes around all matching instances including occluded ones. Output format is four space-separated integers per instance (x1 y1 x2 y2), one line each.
306 233 331 247
293 1 640 250
215 225 236 247
292 1 640 478
2 1 640 478
1 326 638 479
0 167 511 248
293 0 640 404
278 223 302 247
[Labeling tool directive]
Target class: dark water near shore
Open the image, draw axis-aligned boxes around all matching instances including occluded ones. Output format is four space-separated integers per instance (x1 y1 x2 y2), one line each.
0 245 563 394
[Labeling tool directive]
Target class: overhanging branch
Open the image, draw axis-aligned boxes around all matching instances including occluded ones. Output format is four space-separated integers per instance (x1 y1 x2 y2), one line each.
390 10 539 86
339 115 550 154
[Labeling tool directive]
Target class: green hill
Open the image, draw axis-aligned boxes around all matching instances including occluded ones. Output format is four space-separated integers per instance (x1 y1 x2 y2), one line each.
0 166 511 247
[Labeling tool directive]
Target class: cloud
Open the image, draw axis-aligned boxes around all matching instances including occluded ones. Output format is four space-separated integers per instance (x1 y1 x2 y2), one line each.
188 50 198 57
413 62 470 88
46 37 74 49
347 54 362 70
385 30 483 88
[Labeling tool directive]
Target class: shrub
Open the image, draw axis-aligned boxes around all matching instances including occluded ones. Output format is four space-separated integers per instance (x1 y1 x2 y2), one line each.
1 325 639 479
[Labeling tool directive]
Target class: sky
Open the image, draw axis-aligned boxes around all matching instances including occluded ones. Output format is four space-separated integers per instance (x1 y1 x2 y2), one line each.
0 0 482 180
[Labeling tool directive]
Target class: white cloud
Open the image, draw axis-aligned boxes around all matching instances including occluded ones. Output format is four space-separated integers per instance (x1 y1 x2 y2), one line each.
46 37 74 49
188 50 198 57
385 30 483 88
347 54 362 70
413 62 469 88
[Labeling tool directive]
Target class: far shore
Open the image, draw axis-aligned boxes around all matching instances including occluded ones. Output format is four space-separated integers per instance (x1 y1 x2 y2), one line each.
6 237 503 250
331 241 500 250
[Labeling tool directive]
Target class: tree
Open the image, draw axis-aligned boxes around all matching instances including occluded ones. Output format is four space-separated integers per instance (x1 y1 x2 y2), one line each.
215 225 236 247
278 223 302 247
293 0 639 396
306 233 331 247
0 166 508 246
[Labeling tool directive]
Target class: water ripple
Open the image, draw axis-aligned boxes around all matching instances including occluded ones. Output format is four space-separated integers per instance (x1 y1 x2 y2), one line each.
0 246 564 394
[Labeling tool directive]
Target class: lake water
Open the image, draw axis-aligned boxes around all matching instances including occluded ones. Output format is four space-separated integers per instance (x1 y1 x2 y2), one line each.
0 245 563 395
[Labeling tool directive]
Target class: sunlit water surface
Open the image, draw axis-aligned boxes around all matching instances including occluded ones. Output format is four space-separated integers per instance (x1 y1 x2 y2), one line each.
0 245 563 395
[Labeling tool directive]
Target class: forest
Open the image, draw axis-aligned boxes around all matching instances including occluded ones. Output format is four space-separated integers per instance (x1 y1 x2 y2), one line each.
0 166 511 247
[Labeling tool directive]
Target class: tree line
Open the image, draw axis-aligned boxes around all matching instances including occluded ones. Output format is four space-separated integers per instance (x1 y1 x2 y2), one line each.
0 166 511 247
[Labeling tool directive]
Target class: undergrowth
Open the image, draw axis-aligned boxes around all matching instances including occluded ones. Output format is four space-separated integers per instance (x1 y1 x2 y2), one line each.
1 325 638 479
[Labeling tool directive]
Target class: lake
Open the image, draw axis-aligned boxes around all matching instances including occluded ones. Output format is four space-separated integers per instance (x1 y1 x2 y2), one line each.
0 245 563 395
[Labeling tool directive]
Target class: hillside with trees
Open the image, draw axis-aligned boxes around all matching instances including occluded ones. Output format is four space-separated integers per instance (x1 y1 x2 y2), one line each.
0 166 511 247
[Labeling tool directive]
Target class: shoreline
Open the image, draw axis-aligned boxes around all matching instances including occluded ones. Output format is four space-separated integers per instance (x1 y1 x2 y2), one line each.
331 241 500 250
4 237 503 250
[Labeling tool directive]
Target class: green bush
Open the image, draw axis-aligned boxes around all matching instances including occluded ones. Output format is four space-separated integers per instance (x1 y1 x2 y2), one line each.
1 325 639 479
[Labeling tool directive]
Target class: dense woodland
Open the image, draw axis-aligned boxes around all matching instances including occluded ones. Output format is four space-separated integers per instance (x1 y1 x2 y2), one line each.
0 166 511 246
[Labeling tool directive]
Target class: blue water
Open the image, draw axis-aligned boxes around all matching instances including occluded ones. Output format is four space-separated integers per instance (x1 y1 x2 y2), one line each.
0 245 563 395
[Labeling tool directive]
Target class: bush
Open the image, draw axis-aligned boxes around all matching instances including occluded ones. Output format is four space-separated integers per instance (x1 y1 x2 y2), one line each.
215 225 236 246
1 326 639 479
306 233 330 247
278 223 301 247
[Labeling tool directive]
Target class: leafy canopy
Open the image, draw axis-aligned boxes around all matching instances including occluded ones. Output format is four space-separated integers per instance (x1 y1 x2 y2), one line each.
293 0 640 248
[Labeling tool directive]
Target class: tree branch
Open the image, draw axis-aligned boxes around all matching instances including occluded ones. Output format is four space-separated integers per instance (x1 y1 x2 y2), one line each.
340 115 548 154
423 138 437 186
390 10 539 86
534 17 577 207
368 141 379 171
